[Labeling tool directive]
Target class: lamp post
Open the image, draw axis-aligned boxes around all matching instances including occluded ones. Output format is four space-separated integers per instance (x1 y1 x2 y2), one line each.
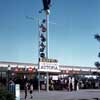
8 65 11 80
7 65 11 89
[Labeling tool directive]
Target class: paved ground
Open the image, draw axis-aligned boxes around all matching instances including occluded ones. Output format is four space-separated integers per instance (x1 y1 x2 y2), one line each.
20 89 100 100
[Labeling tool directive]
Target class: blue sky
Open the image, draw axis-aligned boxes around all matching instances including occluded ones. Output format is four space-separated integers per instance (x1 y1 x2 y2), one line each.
0 0 100 67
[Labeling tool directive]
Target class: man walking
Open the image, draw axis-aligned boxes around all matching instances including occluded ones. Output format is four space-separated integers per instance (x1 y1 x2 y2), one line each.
24 82 28 99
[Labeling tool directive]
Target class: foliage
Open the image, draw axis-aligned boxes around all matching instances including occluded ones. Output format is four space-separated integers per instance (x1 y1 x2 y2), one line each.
0 87 15 100
94 34 100 69
94 62 100 69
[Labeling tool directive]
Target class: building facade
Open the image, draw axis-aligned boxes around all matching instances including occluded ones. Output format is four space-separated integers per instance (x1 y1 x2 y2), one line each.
0 61 99 79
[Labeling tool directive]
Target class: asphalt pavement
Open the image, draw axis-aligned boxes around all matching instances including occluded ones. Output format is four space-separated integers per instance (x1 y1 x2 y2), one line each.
20 89 100 100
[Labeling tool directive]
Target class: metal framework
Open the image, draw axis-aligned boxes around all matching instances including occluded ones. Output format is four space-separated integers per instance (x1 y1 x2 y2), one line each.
38 0 51 92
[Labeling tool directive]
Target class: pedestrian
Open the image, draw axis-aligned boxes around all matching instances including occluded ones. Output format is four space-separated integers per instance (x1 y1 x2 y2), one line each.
72 77 75 91
68 77 72 91
29 84 33 99
74 78 78 91
77 81 79 90
24 82 28 99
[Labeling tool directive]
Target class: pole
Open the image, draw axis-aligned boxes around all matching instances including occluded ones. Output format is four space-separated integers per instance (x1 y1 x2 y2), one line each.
38 72 40 92
46 72 49 91
7 65 10 89
46 12 49 92
46 12 49 59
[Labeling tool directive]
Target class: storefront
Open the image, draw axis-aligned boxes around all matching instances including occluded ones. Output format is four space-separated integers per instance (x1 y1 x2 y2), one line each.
0 61 99 90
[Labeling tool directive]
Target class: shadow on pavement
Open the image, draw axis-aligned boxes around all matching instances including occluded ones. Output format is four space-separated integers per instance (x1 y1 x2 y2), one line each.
64 98 100 100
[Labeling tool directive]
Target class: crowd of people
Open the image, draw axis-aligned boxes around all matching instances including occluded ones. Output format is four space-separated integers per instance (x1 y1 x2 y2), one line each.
49 76 100 91
49 77 79 91
0 75 100 100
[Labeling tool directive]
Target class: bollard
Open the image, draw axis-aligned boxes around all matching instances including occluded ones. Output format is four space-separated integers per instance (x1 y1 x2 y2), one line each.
15 84 20 100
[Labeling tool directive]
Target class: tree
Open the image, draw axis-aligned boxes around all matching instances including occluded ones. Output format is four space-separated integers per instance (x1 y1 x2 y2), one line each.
94 34 100 69
0 87 15 100
94 34 100 42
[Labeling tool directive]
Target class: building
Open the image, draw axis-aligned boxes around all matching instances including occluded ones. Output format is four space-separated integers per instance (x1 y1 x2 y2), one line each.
0 61 99 79
0 61 100 90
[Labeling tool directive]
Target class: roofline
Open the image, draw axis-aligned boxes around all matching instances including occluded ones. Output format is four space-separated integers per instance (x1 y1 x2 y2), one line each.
0 61 37 66
0 61 96 69
59 65 96 69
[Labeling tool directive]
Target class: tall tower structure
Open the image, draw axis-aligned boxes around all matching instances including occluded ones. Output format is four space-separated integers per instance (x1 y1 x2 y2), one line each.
39 0 51 61
38 0 51 92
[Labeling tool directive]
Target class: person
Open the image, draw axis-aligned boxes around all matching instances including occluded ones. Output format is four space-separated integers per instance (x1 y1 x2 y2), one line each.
29 84 33 99
68 77 72 91
72 77 75 91
24 82 28 99
8 79 15 94
50 79 54 90
74 78 78 90
77 81 79 90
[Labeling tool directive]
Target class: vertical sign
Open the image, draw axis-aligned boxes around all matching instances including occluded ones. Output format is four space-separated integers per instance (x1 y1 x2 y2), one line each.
16 84 20 100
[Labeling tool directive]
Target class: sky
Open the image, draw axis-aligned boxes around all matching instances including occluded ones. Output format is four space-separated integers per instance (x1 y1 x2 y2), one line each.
0 0 100 67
